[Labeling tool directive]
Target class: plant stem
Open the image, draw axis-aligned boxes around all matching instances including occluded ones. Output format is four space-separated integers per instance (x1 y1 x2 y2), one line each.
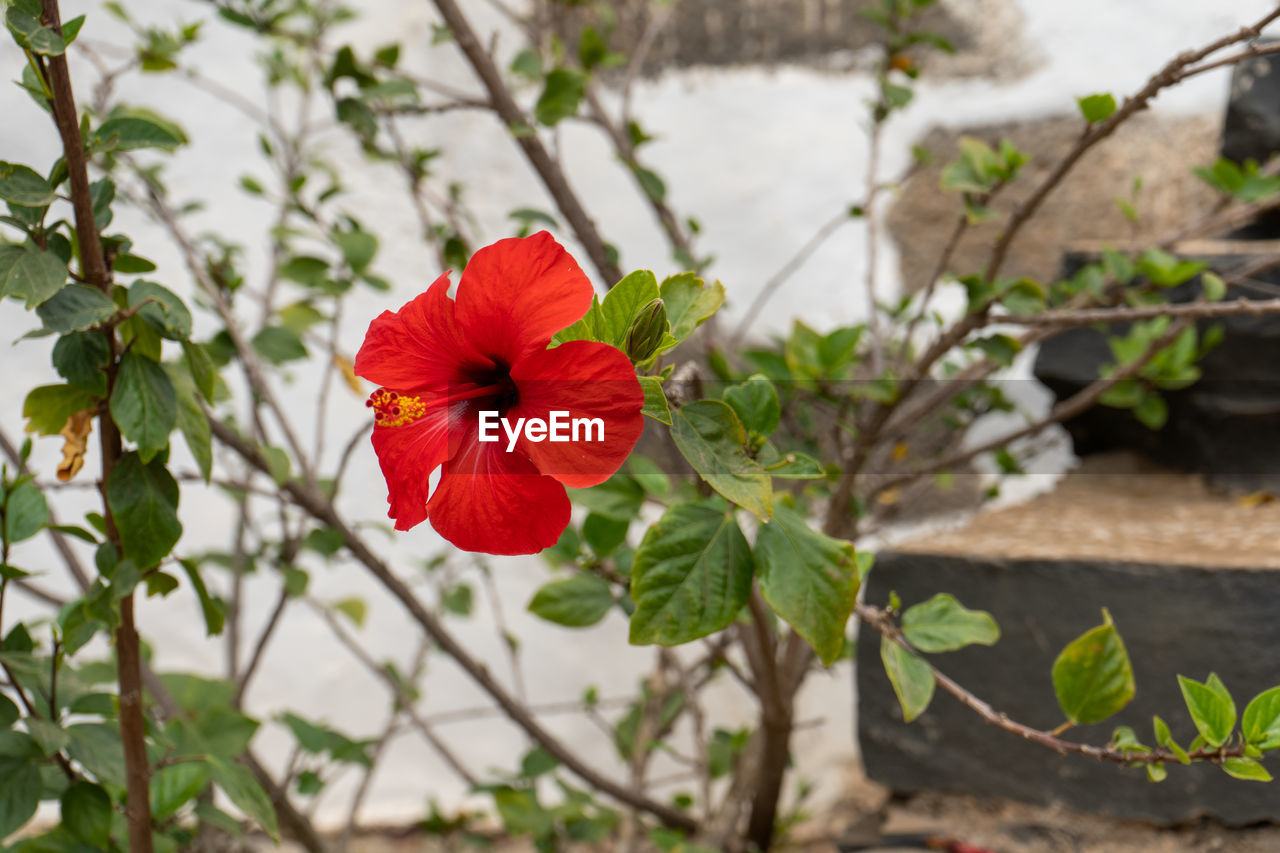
38 1 153 848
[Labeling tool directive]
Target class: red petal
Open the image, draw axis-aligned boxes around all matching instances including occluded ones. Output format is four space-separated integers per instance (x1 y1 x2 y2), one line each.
355 273 491 394
370 400 460 531
427 428 570 555
454 232 593 363
508 340 644 488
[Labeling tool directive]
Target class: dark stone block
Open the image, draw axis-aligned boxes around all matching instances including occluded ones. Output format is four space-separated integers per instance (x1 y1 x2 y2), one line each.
1032 248 1280 491
857 551 1280 825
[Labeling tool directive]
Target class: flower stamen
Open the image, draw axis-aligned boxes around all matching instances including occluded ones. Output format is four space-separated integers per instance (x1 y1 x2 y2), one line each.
367 389 429 428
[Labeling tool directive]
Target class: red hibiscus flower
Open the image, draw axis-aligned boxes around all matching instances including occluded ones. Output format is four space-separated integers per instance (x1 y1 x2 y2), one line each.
354 232 644 555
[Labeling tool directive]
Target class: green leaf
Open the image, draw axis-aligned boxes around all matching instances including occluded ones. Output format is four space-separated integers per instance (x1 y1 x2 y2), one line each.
599 270 660 348
179 559 225 636
251 326 308 364
0 761 40 839
4 480 49 544
760 449 825 479
113 253 157 274
168 362 213 482
22 384 96 436
1223 757 1272 782
333 597 367 629
582 513 628 557
901 593 1000 653
535 68 586 126
151 761 209 820
639 376 671 424
129 280 192 340
261 445 291 486
93 115 186 151
0 694 17 729
105 452 182 569
670 400 772 519
65 723 126 788
1077 93 1117 123
880 637 934 723
0 161 55 207
208 756 278 840
1152 714 1190 764
629 501 753 646
1179 674 1236 748
1133 392 1168 430
971 334 1022 367
568 472 645 521
723 375 780 440
110 352 177 461
528 573 614 628
1052 609 1135 725
279 256 329 287
0 242 67 307
334 230 377 272
35 285 117 332
755 503 858 666
660 274 724 342
182 341 217 403
1243 686 1280 749
52 332 109 393
1202 271 1227 302
60 782 111 848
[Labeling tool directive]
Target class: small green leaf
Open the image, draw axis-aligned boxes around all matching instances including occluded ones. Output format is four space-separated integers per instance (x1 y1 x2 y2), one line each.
660 274 724 342
208 756 278 840
723 375 780 440
1223 756 1272 782
535 68 586 126
22 384 97 436
755 503 858 666
94 114 186 151
1243 686 1280 749
1153 714 1190 764
35 285 118 332
670 400 772 519
110 351 177 461
60 782 111 848
105 452 182 569
598 270 660 348
251 326 308 364
1077 93 1117 123
1052 609 1135 725
1178 674 1236 748
0 761 40 839
582 513 628 557
880 637 934 723
629 501 753 646
0 242 67 307
4 480 49 544
151 761 209 820
333 597 367 629
528 573 614 628
129 280 192 340
179 559 225 636
1202 271 1227 302
901 593 1000 653
334 230 377 272
639 376 670 424
52 332 109 393
0 161 55 207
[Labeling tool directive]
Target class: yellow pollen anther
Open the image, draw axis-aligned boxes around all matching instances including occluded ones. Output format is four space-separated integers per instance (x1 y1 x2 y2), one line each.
367 389 429 428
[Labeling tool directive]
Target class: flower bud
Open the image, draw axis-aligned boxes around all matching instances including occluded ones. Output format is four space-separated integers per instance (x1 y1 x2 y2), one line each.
624 299 668 363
